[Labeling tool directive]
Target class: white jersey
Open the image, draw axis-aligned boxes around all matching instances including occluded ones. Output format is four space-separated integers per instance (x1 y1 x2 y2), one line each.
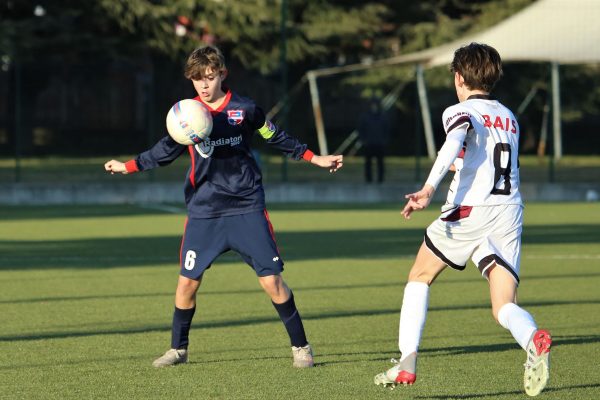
442 96 522 207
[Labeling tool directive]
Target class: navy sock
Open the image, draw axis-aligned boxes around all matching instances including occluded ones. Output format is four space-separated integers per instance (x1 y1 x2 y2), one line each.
171 306 196 350
272 292 308 347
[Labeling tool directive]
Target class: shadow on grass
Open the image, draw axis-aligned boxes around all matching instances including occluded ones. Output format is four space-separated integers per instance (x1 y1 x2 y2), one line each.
0 309 401 342
2 303 599 342
1 281 405 304
3 284 599 310
0 338 318 371
522 224 600 245
0 228 425 270
0 203 402 221
421 334 600 357
2 223 599 271
0 352 294 371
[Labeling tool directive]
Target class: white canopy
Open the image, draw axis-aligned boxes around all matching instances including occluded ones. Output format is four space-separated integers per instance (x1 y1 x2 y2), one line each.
425 0 600 67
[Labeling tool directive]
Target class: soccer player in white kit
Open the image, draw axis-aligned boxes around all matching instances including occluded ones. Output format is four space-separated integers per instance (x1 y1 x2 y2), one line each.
374 43 552 397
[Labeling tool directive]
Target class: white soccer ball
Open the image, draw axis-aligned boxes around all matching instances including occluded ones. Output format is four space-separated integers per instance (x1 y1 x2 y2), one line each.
166 99 213 145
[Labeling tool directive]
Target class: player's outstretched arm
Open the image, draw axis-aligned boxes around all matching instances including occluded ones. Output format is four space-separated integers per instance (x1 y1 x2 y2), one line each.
401 126 465 219
104 160 128 175
401 184 435 220
310 154 344 173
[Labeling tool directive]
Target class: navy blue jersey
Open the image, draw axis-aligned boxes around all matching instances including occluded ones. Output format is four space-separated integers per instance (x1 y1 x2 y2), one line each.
126 89 312 218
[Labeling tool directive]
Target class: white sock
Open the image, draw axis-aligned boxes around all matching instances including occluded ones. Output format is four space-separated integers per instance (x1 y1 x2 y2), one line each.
497 302 537 350
399 281 429 360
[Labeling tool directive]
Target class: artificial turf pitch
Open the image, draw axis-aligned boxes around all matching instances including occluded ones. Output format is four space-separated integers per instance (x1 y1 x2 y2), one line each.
1 202 599 399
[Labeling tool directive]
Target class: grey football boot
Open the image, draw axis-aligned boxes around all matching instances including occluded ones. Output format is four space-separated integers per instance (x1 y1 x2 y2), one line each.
292 344 314 368
152 348 188 368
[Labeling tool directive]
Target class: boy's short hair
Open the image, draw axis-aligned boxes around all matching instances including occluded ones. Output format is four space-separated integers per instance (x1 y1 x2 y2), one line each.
450 43 503 93
185 45 226 80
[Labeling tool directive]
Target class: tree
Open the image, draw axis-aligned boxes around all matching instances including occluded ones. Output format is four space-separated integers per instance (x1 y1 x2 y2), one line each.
0 1 539 75
0 0 389 69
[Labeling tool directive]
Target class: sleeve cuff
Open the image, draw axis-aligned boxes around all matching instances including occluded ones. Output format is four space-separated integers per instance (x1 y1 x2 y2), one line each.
302 149 315 162
124 160 139 173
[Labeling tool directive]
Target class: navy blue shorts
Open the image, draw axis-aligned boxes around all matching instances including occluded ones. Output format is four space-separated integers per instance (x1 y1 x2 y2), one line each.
179 209 284 280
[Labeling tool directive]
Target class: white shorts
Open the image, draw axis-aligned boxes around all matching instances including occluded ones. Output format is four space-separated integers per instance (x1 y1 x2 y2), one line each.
425 203 523 284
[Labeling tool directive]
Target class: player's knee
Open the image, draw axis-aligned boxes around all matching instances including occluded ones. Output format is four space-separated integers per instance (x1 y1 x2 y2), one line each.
263 281 283 296
407 269 435 285
259 275 289 300
176 277 199 297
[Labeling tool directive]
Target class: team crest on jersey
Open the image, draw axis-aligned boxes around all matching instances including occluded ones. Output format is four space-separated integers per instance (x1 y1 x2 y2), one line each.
227 110 245 125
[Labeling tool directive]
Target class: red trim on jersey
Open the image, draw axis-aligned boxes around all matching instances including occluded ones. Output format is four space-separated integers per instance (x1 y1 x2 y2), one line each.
302 149 315 162
179 217 189 267
187 146 196 188
124 160 139 173
194 88 232 116
441 205 473 222
263 209 281 253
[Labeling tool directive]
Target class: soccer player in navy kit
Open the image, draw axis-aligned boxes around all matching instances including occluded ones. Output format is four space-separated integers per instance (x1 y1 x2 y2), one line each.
104 45 343 368
374 43 551 396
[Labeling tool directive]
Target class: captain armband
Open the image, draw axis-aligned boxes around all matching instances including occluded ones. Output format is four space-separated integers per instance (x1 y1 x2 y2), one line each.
257 120 277 139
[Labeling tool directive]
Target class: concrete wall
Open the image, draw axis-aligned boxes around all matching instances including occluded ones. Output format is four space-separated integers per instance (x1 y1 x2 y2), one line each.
1 182 599 205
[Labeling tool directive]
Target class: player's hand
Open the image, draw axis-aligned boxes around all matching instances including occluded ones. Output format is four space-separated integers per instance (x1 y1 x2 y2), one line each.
104 160 128 175
311 154 344 173
401 184 435 220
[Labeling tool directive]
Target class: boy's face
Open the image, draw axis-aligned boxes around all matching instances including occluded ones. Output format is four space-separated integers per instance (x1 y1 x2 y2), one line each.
192 67 226 104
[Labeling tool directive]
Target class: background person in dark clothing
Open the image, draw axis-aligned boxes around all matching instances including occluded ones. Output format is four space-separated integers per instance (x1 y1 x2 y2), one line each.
358 99 390 183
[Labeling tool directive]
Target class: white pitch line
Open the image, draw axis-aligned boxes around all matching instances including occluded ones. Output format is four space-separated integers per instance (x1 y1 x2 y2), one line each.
524 254 600 260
